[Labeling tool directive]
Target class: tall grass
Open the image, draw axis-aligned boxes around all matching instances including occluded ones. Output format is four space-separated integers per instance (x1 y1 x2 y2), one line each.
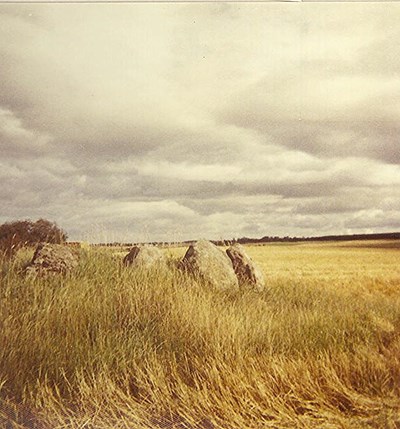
1 243 400 428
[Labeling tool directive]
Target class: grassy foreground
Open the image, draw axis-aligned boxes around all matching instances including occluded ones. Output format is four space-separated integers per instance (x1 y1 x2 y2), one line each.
1 241 400 428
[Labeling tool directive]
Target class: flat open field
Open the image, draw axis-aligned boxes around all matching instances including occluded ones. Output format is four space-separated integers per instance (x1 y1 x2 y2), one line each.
1 240 400 428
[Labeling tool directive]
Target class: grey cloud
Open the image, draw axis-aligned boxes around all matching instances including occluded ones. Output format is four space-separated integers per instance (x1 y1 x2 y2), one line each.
216 8 400 165
268 119 400 165
179 184 400 221
79 175 238 201
0 108 51 158
220 88 400 165
294 187 400 215
343 211 400 231
1 3 400 241
353 26 400 78
73 170 357 202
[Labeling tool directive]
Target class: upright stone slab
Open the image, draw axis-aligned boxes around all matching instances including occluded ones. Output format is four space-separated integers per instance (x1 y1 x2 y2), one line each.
26 243 79 277
123 245 167 269
180 240 239 291
226 244 265 291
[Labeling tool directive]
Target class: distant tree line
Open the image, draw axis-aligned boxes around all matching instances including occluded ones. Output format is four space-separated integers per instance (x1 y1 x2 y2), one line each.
0 219 67 258
213 232 400 246
92 232 400 248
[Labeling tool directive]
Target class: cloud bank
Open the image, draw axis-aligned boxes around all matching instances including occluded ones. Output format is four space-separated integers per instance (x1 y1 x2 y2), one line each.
1 3 400 241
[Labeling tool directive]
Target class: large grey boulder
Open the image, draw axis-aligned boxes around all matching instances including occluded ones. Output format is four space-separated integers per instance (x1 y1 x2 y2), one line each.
180 240 239 291
226 244 265 292
26 243 79 277
123 245 167 269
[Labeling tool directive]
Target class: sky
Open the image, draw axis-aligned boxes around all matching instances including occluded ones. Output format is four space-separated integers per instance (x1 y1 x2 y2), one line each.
1 2 400 243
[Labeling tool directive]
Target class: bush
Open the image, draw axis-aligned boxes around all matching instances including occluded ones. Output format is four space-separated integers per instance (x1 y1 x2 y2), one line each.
0 218 67 258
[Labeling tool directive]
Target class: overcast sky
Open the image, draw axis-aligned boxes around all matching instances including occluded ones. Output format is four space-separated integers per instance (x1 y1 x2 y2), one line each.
1 3 400 242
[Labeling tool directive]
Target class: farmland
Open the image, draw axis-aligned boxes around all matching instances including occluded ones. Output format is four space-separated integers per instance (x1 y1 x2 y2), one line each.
1 240 400 428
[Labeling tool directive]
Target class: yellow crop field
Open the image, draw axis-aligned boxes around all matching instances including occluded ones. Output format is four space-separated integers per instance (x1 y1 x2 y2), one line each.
1 241 400 428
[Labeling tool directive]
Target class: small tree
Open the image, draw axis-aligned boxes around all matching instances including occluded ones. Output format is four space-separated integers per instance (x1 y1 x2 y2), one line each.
0 218 67 258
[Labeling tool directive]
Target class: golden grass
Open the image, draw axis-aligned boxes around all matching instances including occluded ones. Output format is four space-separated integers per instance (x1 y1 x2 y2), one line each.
1 241 400 428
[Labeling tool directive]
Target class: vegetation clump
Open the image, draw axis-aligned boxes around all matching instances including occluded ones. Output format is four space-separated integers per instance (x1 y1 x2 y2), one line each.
0 218 67 259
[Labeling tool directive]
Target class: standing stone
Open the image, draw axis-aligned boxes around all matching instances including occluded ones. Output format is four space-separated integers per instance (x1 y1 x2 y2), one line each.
25 243 79 277
123 245 167 269
226 244 265 291
180 240 239 291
